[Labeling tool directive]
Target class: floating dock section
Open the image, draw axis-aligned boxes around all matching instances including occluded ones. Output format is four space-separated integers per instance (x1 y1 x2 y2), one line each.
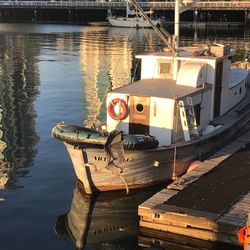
139 130 250 247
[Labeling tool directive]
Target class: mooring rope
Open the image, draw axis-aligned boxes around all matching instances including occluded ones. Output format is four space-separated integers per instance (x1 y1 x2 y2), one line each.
105 167 129 195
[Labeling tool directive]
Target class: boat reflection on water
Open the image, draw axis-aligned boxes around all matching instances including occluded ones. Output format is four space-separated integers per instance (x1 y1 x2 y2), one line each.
139 229 240 250
55 181 163 249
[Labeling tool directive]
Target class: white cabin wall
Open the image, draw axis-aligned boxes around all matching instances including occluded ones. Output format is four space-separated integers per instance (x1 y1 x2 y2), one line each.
177 62 207 88
214 58 248 116
141 57 158 79
106 93 175 146
149 97 175 146
227 78 247 110
219 58 231 114
204 61 216 120
205 61 216 85
106 93 129 133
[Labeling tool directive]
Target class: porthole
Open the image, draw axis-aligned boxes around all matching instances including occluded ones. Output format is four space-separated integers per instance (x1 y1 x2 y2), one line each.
136 103 144 112
239 87 242 95
234 91 237 95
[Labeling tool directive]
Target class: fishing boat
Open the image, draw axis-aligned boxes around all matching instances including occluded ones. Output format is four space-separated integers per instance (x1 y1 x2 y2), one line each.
52 0 250 194
107 1 160 28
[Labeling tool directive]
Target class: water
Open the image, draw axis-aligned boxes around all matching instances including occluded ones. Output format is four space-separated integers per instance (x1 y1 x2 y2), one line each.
0 23 249 250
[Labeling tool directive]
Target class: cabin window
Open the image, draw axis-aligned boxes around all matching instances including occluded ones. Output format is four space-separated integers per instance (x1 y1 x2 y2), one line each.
194 104 201 126
159 63 171 74
136 103 144 112
239 87 242 95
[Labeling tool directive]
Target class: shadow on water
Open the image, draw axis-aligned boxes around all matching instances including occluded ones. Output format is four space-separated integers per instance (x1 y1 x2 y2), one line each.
0 33 40 189
54 181 165 249
139 229 242 250
54 181 242 250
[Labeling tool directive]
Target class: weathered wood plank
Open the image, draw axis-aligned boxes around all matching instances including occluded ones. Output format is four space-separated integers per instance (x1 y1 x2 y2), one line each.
139 189 178 208
139 204 220 231
160 188 178 196
140 220 240 246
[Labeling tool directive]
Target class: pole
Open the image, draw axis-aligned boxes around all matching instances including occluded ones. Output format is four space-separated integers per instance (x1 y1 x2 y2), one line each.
174 0 179 52
126 0 128 19
173 0 179 80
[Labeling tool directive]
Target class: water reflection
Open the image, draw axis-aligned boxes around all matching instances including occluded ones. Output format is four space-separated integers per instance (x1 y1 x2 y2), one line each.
55 182 162 249
0 33 40 189
77 26 250 127
139 232 240 250
79 27 133 127
79 27 163 127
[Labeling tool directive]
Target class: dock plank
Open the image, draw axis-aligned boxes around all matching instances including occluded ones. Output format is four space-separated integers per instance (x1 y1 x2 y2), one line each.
139 131 250 246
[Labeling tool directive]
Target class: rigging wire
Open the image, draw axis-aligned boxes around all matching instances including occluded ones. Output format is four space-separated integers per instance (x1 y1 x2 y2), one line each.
141 26 155 53
208 12 217 39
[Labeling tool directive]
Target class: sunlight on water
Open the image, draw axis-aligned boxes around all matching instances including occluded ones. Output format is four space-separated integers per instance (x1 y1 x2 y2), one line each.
0 23 249 250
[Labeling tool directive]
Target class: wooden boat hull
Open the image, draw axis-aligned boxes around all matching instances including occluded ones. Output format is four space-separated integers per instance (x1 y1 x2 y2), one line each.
63 87 250 194
65 142 196 193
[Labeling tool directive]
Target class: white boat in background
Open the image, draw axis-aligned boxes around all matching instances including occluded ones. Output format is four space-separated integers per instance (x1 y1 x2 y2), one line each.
108 2 160 28
52 0 250 194
108 15 160 28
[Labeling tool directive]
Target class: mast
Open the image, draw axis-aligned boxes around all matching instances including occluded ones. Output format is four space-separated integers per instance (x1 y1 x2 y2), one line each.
174 0 180 52
173 0 180 80
126 0 128 19
173 0 196 79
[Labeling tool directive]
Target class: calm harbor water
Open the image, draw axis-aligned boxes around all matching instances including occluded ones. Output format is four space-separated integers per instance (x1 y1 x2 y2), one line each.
0 23 249 250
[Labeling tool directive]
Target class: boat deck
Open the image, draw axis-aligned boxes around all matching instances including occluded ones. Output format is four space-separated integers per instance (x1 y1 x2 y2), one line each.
138 130 250 246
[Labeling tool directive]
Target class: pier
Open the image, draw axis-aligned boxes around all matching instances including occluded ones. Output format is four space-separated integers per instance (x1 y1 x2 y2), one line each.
0 1 250 11
0 1 250 24
138 130 250 247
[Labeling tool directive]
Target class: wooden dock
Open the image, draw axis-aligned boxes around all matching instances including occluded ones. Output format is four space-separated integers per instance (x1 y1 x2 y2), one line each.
138 130 250 247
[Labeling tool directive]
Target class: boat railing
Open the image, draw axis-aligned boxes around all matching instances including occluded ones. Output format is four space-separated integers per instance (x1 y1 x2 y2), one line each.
0 1 175 8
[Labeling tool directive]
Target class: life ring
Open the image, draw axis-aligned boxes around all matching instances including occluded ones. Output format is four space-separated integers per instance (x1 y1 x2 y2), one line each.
107 98 128 120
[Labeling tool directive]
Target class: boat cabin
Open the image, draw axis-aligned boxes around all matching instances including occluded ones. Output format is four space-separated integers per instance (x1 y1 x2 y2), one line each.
106 44 248 146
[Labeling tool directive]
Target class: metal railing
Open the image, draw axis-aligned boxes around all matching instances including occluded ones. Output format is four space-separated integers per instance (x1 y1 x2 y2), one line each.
0 1 249 9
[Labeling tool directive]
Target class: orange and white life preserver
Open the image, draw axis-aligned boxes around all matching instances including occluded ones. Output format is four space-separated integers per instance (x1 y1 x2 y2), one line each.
107 98 128 120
